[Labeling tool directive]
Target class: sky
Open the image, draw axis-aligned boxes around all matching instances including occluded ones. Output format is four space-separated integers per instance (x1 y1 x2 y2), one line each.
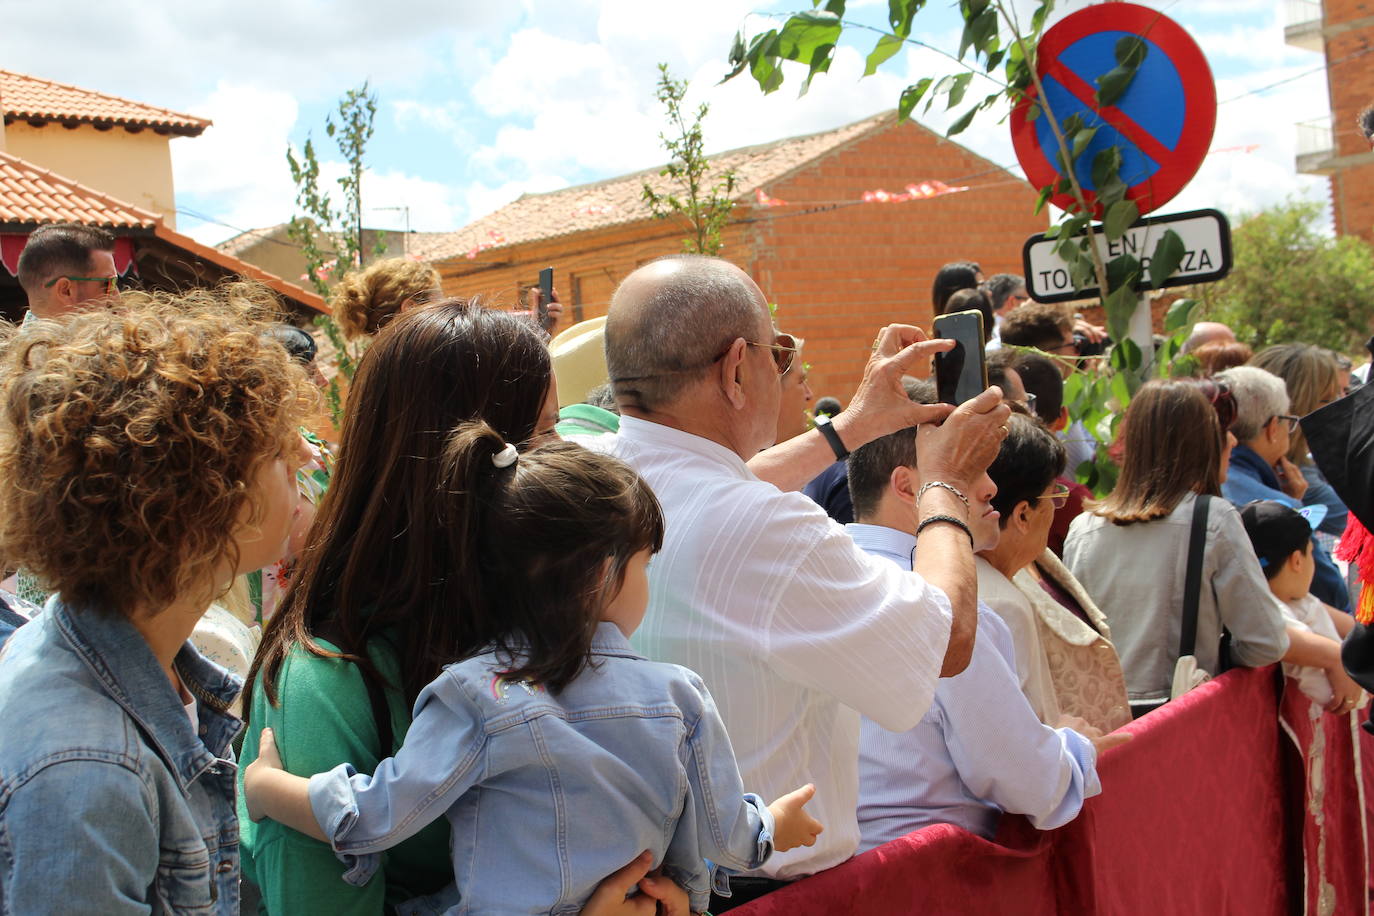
0 0 1333 248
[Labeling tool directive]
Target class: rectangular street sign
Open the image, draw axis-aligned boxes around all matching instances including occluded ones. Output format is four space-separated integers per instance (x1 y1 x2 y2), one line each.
1022 208 1232 304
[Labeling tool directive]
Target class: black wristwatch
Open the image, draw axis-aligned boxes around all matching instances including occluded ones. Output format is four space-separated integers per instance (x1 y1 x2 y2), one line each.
813 413 849 460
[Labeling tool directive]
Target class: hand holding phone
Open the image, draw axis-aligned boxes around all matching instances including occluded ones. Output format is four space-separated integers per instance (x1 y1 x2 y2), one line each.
933 309 988 406
537 267 554 325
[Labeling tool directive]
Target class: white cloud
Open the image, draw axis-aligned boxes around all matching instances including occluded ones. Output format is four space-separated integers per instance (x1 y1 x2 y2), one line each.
0 0 516 105
172 83 301 244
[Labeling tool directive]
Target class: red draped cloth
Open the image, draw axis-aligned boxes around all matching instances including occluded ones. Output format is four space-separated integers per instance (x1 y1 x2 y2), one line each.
734 667 1368 916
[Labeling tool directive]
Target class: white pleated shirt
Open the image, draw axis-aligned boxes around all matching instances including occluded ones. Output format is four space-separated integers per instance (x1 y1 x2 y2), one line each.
579 416 954 878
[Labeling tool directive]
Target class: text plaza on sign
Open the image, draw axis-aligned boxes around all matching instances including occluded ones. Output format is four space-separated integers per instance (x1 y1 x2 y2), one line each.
1022 209 1232 303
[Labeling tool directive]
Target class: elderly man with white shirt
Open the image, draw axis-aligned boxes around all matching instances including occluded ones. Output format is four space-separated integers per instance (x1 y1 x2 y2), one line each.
846 414 1129 849
588 255 1009 910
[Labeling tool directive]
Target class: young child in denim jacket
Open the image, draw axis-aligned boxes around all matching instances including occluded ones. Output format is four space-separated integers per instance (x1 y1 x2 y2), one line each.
245 423 823 914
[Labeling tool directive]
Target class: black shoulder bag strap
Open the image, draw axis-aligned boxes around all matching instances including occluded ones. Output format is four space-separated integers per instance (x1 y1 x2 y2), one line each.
1179 495 1212 661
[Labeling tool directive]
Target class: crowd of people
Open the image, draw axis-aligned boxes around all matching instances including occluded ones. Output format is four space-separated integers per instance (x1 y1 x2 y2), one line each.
0 225 1370 915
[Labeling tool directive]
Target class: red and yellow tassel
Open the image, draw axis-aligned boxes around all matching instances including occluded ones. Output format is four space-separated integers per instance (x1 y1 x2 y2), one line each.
1335 515 1374 625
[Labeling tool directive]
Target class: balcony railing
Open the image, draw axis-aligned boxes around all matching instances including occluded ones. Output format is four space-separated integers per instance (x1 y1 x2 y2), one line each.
1284 0 1323 51
1296 117 1335 175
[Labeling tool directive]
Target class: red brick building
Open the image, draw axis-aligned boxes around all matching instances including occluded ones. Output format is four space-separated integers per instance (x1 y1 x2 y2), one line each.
414 112 1046 400
1288 0 1374 240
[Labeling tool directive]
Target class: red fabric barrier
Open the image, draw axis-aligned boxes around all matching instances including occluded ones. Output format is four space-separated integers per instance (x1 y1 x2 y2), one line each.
1280 678 1370 915
735 667 1368 916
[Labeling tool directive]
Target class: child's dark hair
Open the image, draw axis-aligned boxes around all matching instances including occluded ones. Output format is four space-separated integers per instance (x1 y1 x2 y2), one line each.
442 421 665 692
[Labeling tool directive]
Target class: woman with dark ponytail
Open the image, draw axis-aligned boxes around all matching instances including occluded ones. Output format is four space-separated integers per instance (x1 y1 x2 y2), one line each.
245 424 823 915
239 300 676 915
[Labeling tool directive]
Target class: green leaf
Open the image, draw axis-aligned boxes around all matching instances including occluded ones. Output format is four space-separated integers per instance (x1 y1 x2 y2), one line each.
1110 370 1132 408
972 7 999 49
1164 297 1199 334
947 103 980 137
888 0 923 38
1095 67 1133 108
1104 199 1139 240
777 11 843 62
1106 253 1142 292
1071 125 1099 160
985 49 1006 72
723 31 747 81
1034 183 1054 215
1115 34 1147 69
1094 39 1147 109
1091 146 1122 188
864 33 905 76
1026 100 1041 122
1118 337 1144 373
946 72 974 109
898 78 934 121
1148 229 1187 289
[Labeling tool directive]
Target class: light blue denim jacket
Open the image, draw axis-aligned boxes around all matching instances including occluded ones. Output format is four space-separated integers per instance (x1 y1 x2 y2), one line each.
0 601 243 914
309 622 774 915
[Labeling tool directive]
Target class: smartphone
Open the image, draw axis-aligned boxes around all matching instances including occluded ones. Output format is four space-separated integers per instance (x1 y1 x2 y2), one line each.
537 267 554 324
933 309 988 406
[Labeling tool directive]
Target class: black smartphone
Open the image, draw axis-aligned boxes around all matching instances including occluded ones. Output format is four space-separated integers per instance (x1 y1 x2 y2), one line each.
537 267 554 324
933 309 988 406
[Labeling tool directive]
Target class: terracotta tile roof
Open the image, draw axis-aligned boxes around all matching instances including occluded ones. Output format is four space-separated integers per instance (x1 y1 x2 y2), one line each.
0 150 160 228
0 70 209 137
0 150 325 313
215 222 290 258
411 112 894 263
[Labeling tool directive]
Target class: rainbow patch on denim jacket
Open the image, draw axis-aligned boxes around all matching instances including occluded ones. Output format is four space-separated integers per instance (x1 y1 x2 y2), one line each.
490 673 545 703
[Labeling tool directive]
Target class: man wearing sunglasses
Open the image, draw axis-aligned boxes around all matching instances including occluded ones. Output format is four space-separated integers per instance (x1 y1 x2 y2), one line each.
1218 366 1350 612
15 223 119 321
591 254 1010 909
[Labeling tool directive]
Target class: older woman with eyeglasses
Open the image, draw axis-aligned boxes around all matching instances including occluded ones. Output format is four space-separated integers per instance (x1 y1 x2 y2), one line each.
1217 366 1350 611
1064 379 1290 717
975 412 1131 732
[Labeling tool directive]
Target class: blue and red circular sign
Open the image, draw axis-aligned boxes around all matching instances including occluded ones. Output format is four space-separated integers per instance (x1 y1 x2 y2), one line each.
1010 3 1216 219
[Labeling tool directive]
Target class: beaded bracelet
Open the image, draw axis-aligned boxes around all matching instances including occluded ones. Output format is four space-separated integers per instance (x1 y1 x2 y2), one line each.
916 513 974 546
916 480 969 509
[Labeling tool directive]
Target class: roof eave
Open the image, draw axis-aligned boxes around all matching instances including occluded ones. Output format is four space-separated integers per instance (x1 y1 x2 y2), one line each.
151 224 329 315
3 113 210 137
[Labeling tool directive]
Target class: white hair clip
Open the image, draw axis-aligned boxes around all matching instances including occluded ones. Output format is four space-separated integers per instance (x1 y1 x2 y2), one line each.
492 443 519 468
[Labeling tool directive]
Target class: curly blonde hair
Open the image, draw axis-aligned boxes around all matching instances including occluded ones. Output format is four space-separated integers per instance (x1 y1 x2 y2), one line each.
331 257 441 340
0 286 317 617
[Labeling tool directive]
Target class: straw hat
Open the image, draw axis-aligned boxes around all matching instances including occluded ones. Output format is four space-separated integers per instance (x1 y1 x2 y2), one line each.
549 316 609 408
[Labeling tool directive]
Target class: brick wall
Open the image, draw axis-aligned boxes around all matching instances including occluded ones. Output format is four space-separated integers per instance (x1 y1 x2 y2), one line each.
1323 0 1374 240
746 119 1045 401
437 118 1046 402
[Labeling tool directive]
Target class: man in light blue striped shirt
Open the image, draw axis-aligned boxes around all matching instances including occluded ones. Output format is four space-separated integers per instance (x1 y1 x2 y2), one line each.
846 421 1127 849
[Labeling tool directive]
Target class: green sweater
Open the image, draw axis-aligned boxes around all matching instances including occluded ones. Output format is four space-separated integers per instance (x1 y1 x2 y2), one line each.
238 638 452 914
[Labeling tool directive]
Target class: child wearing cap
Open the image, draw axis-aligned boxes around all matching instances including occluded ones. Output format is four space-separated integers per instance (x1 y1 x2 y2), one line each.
1241 500 1367 711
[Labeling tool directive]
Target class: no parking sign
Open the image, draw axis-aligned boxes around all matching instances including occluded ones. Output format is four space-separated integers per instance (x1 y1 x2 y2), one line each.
1009 4 1216 218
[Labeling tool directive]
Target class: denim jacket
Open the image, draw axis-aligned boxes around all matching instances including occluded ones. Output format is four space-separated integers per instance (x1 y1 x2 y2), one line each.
309 622 774 915
0 600 243 914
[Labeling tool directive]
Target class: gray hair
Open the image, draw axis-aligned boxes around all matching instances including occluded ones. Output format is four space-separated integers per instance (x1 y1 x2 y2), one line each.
1217 366 1290 442
605 255 762 411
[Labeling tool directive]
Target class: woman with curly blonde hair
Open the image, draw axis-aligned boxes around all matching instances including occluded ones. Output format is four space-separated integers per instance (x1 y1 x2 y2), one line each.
331 257 441 341
0 290 315 913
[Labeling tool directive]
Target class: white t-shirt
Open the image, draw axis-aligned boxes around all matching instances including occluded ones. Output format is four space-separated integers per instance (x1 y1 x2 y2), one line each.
1278 593 1341 707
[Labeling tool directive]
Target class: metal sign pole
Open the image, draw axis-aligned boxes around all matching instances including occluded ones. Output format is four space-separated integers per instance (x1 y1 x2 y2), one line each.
1129 291 1156 379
